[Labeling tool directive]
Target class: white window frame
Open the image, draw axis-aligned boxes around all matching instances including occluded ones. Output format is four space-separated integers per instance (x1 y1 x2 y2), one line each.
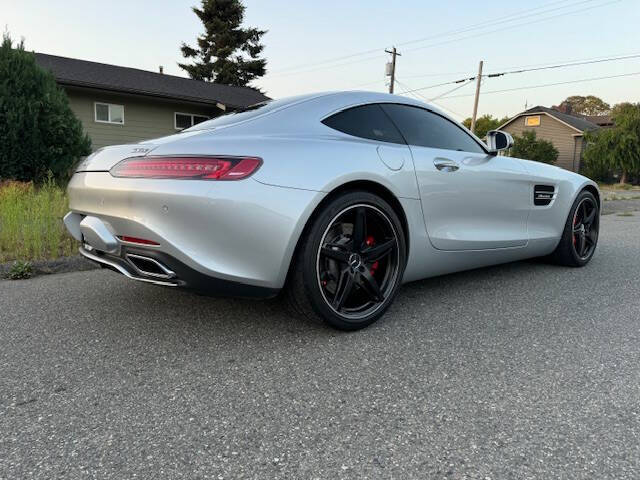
94 102 125 125
174 112 209 130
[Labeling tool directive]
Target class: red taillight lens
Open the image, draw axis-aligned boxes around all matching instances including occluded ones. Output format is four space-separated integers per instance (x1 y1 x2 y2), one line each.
110 156 262 180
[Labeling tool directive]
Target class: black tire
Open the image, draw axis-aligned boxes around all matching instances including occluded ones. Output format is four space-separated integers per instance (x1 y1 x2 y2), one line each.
549 190 599 267
286 191 407 331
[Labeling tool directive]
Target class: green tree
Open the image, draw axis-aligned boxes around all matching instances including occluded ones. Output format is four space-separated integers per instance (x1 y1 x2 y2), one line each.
462 114 511 139
509 131 558 164
0 33 91 183
179 0 266 86
558 95 611 116
582 102 640 184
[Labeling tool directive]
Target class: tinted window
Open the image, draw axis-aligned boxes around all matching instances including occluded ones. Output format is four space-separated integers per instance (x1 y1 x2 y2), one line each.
322 104 405 144
381 104 485 153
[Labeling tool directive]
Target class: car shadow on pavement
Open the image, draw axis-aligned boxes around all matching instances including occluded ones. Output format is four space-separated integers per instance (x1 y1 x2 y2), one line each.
72 256 561 345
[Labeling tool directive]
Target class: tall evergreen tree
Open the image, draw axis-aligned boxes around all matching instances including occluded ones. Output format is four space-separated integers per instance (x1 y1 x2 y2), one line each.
179 0 266 86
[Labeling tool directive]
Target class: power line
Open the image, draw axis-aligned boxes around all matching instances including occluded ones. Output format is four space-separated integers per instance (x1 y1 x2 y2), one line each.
436 71 640 99
398 0 599 49
400 0 621 56
485 53 640 77
428 80 475 101
266 0 618 77
400 50 639 81
486 50 640 73
395 79 466 118
268 0 577 75
398 52 640 95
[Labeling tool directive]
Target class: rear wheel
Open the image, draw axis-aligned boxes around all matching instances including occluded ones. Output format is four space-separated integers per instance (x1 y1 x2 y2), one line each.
286 191 407 330
549 190 599 267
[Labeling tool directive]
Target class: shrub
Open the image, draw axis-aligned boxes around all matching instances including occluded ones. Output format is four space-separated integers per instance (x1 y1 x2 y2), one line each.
582 103 640 184
509 130 558 165
0 33 91 183
7 260 33 280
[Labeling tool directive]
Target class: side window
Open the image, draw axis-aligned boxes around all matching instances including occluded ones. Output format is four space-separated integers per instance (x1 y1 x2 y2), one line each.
322 104 405 145
381 104 485 153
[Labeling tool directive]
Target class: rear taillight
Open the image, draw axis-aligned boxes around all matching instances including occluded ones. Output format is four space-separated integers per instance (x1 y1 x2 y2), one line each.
110 156 262 180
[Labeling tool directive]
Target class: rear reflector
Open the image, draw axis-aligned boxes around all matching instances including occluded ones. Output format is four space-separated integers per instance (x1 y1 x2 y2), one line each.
117 236 160 246
110 156 262 180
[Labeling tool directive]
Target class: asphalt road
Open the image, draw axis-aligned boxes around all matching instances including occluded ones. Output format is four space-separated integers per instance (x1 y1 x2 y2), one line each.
2 214 640 479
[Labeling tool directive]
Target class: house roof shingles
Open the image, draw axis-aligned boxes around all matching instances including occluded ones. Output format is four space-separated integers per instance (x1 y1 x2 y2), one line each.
34 52 269 109
521 106 600 133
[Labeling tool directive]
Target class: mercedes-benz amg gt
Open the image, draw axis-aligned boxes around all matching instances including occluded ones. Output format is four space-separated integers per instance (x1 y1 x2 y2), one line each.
64 91 600 330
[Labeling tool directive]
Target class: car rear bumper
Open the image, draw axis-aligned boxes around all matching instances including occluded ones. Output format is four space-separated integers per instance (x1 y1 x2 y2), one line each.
66 172 324 290
78 245 280 298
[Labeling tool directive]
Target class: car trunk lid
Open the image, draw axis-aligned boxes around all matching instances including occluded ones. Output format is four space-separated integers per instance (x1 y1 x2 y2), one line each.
76 130 206 172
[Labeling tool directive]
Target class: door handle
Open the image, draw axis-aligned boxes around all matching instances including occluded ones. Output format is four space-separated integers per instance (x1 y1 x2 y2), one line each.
433 158 459 172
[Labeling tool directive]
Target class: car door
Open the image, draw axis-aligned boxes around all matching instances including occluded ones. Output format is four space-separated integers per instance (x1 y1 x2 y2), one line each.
381 104 530 251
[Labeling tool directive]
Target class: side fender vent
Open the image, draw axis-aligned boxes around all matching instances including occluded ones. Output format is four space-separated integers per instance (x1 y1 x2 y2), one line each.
534 185 556 206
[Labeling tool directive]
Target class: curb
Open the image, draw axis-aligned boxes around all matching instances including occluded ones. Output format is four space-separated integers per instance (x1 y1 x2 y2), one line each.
1 255 99 280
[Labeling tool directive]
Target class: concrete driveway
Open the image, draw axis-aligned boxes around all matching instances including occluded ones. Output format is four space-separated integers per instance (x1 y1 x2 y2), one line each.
1 214 639 479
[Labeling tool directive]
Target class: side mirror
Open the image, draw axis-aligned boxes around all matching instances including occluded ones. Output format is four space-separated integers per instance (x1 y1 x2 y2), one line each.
486 130 513 154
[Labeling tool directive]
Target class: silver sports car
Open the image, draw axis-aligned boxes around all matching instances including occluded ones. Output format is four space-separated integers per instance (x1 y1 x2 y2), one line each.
64 91 600 330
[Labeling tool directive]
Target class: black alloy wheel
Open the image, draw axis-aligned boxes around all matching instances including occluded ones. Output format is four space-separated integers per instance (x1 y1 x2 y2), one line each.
549 190 599 267
286 191 407 330
571 196 599 260
317 204 400 320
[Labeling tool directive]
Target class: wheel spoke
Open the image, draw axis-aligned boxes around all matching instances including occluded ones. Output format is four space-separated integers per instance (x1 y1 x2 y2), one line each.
352 207 367 252
332 268 355 311
362 239 395 262
358 268 383 302
582 201 588 222
584 207 596 225
577 233 586 257
320 246 350 263
572 224 582 233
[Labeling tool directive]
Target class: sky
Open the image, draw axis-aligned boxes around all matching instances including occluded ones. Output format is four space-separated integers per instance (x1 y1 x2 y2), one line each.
2 0 639 121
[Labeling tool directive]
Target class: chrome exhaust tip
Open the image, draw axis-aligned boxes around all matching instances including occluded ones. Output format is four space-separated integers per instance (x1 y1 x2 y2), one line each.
125 254 176 280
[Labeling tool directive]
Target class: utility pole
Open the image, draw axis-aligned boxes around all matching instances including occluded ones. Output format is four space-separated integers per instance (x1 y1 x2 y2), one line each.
385 47 401 94
470 60 483 134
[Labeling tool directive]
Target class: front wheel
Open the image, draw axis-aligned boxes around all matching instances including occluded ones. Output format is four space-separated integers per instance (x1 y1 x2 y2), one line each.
549 190 600 267
286 191 407 331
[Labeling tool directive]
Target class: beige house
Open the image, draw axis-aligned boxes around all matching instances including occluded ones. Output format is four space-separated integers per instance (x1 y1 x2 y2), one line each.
35 53 269 150
499 106 603 172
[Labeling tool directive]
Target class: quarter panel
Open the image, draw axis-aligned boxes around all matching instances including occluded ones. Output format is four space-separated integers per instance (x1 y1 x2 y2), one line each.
67 173 325 288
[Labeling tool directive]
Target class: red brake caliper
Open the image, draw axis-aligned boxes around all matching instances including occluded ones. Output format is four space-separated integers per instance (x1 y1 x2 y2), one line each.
366 235 379 275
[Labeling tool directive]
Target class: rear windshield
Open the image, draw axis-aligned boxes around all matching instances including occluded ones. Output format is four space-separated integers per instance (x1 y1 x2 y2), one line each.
186 98 291 131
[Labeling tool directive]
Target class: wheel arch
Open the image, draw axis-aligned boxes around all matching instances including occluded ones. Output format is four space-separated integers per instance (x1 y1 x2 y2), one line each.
581 184 601 209
284 180 411 285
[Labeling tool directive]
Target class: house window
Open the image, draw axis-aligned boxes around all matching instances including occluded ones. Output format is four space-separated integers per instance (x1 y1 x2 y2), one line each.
524 115 541 127
175 113 209 130
95 103 124 124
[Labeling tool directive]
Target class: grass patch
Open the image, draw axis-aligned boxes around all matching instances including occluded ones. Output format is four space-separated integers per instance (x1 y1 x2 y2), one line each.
6 260 33 279
617 212 634 217
0 179 77 263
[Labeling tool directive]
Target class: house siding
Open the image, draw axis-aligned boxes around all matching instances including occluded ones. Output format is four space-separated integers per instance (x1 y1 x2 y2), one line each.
500 114 582 172
65 88 219 150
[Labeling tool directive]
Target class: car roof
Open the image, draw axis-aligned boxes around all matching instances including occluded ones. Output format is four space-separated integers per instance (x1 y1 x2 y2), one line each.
186 90 476 142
